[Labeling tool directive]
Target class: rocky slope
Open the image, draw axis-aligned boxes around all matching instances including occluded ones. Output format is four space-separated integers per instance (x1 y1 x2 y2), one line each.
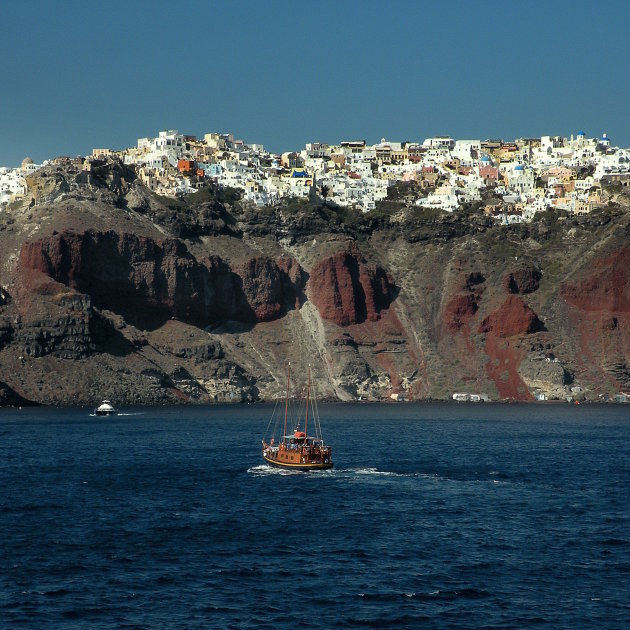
1 157 629 406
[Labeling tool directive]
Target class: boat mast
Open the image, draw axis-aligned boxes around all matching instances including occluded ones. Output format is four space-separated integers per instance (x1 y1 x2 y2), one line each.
283 362 291 442
304 364 311 437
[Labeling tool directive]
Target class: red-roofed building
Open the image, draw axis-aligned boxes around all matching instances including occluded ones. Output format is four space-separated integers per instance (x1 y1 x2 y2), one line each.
178 159 196 173
480 165 499 182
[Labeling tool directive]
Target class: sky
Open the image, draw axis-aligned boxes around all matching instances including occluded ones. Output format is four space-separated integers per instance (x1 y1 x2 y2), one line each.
1 0 629 166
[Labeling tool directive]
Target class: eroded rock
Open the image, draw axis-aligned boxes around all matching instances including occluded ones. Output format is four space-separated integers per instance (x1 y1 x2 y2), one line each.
504 266 542 294
308 250 394 326
479 296 544 337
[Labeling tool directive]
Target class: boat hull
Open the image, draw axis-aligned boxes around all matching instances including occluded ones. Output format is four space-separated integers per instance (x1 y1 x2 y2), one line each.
94 410 115 416
263 454 333 471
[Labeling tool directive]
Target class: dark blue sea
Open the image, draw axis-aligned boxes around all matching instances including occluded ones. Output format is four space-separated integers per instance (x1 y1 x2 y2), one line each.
1 403 629 628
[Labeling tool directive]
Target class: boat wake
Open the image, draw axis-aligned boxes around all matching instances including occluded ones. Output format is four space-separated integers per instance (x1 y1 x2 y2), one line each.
248 465 304 476
338 468 509 484
345 467 408 477
88 412 144 417
248 465 510 485
248 465 410 478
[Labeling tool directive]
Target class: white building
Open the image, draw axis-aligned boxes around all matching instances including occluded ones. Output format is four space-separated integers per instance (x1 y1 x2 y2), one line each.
423 136 455 150
507 164 536 194
453 140 481 162
0 167 28 207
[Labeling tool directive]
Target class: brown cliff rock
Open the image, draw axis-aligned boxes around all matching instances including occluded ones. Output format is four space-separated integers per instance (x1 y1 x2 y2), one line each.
444 294 479 332
0 381 37 407
236 256 305 322
559 247 630 390
18 230 304 328
560 247 630 312
504 266 542 294
308 250 394 326
479 295 544 337
482 334 534 400
9 268 122 359
464 271 485 291
19 230 236 326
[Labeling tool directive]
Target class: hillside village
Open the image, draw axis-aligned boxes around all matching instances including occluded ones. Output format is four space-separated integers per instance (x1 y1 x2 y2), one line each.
2 130 629 222
1 126 630 407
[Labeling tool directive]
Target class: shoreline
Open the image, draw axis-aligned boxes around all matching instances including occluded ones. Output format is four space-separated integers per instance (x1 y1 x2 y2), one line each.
1 397 626 411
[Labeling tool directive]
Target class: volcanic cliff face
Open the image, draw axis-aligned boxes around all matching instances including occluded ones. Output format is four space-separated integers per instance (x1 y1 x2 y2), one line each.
308 249 394 326
560 247 630 313
558 246 630 390
443 294 479 333
479 295 545 338
18 230 304 328
237 256 305 322
504 266 542 294
2 158 630 406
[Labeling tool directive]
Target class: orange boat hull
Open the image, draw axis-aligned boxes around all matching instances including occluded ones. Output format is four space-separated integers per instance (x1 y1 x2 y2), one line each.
262 440 333 471
263 454 333 471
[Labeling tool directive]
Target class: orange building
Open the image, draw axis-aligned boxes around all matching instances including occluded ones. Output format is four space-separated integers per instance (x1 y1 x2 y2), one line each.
177 159 195 173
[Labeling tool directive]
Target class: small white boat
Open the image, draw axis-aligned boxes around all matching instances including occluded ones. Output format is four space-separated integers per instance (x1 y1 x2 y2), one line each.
94 400 116 416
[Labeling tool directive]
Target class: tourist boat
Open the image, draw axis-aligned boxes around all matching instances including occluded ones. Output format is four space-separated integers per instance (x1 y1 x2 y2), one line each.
94 400 116 416
262 364 333 471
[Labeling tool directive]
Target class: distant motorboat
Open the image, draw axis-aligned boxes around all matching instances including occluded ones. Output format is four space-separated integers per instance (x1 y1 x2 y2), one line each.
94 400 116 416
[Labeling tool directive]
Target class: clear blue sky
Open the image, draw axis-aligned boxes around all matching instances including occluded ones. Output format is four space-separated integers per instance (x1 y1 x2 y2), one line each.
1 0 629 166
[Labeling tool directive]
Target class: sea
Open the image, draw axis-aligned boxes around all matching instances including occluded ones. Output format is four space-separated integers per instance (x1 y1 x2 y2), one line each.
1 403 629 629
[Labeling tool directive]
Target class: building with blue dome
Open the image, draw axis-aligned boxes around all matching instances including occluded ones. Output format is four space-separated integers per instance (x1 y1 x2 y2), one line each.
508 162 534 195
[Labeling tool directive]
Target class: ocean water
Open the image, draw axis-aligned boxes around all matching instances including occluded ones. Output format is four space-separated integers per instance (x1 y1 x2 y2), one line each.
1 403 629 628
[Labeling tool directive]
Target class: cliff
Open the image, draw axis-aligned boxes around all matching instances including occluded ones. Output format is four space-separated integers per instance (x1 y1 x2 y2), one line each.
1 158 630 406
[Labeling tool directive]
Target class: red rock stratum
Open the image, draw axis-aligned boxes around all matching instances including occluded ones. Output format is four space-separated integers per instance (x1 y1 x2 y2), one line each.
478 295 544 337
443 294 479 332
560 247 630 312
18 230 304 326
308 250 394 326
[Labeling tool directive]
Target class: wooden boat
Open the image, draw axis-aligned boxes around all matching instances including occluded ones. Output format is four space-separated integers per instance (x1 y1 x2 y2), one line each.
262 364 333 471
